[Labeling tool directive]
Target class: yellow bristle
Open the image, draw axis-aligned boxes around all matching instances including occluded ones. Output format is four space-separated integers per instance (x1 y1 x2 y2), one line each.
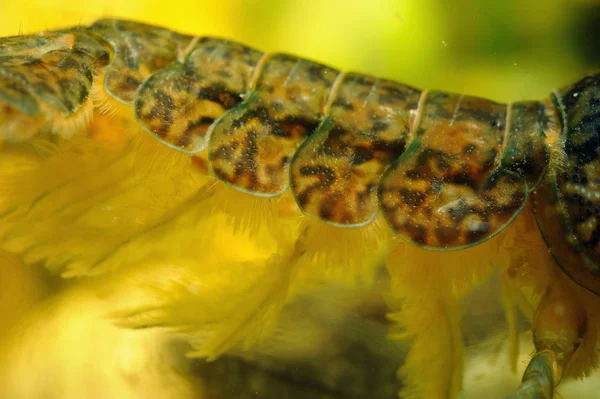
90 73 137 121
295 214 394 287
544 97 568 177
109 218 298 361
104 192 397 362
207 182 281 236
1 75 97 143
501 273 526 373
0 117 209 276
389 294 464 399
386 218 521 399
500 206 556 317
45 98 95 139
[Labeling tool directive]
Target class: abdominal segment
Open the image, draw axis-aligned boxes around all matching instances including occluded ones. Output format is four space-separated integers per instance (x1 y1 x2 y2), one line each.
0 18 554 250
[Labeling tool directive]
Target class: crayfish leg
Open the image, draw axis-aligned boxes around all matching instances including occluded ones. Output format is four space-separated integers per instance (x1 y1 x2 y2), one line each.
510 265 599 398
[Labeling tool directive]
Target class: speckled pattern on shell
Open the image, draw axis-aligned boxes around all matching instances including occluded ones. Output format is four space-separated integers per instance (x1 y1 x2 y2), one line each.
135 38 263 153
290 73 421 226
0 18 574 256
378 91 527 249
88 19 194 105
533 73 600 294
502 100 553 190
208 54 339 196
0 30 109 117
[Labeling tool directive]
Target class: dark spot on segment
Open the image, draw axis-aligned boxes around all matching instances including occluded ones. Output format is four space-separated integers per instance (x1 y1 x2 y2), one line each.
1 76 32 97
560 74 600 109
231 107 269 129
378 85 412 105
189 116 215 131
299 165 336 187
178 116 215 145
230 129 259 187
150 112 170 136
58 78 89 111
435 226 461 246
306 64 333 84
447 200 477 223
211 141 238 161
416 148 451 172
154 90 175 114
82 66 93 83
195 84 242 109
321 127 352 157
119 46 137 69
462 144 477 154
277 120 316 140
351 146 374 165
399 188 426 207
459 105 506 129
123 75 142 91
22 58 45 68
403 221 427 245
272 125 291 138
405 170 420 179
271 101 285 112
31 81 53 97
332 96 355 111
482 148 498 170
56 52 85 72
510 191 526 207
348 74 375 87
570 193 586 207
319 199 336 220
372 121 388 132
504 154 545 182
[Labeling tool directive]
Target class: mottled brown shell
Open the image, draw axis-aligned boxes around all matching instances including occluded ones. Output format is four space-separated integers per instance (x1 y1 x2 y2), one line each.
89 19 194 105
208 54 339 196
135 38 263 153
0 31 109 116
502 101 553 189
533 73 600 295
379 91 528 249
290 74 421 226
0 19 559 254
0 29 110 140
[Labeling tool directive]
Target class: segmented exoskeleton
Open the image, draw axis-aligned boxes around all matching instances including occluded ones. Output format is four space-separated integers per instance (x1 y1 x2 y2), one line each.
2 19 600 399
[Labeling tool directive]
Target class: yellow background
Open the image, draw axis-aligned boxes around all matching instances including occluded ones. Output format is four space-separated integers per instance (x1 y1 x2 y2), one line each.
1 0 598 102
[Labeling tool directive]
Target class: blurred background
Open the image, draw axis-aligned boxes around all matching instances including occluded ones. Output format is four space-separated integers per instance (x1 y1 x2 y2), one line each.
1 1 600 398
